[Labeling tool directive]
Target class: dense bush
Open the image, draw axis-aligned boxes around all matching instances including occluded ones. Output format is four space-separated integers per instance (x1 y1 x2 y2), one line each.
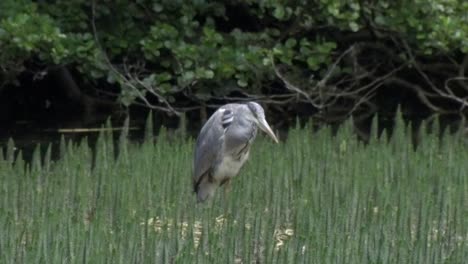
1 0 467 119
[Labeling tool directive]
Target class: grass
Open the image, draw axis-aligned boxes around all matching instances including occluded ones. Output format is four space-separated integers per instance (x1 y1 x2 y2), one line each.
0 115 467 263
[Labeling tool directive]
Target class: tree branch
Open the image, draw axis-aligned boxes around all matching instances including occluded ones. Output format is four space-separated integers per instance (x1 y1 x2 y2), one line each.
90 0 180 116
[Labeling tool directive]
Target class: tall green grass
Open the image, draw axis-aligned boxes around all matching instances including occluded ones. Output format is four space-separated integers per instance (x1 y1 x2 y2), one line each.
1 116 467 263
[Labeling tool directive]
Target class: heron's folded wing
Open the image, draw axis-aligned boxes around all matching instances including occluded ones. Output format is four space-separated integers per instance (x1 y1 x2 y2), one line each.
193 108 226 185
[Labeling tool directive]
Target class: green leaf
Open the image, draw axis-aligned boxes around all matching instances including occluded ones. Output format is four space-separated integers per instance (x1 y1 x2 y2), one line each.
307 57 320 70
273 6 285 20
156 72 172 82
285 38 297 48
349 21 359 32
106 73 117 84
183 60 193 68
204 70 214 79
237 78 248 87
375 15 386 25
183 71 195 81
152 4 163 12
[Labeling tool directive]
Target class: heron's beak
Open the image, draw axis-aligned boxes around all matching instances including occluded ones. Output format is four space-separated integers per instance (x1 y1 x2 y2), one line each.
258 118 279 143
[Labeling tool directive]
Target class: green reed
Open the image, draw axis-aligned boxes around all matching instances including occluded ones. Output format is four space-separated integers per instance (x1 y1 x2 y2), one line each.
0 115 467 263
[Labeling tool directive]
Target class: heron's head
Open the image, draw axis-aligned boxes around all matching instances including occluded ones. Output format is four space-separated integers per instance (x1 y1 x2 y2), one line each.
246 102 279 143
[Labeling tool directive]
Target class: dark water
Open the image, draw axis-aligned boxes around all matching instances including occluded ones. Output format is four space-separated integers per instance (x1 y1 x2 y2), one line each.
0 108 204 162
0 109 465 163
0 112 145 162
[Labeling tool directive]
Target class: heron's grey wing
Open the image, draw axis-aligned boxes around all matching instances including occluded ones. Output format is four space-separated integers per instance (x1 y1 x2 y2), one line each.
193 106 235 188
223 105 257 155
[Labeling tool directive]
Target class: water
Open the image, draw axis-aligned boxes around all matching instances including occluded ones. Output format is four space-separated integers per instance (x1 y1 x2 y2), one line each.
0 108 465 163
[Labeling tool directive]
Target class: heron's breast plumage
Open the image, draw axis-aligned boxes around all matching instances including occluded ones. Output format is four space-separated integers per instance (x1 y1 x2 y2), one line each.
213 149 250 181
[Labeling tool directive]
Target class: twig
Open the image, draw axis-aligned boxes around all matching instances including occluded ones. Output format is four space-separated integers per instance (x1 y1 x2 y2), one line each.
90 0 180 116
402 40 468 111
385 77 450 113
272 59 319 108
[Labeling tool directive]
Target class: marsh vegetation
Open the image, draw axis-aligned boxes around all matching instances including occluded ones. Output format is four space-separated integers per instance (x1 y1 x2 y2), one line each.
1 116 467 263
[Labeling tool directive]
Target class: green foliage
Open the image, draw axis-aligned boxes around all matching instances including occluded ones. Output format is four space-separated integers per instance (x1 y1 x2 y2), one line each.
372 0 468 53
1 118 467 262
1 0 466 106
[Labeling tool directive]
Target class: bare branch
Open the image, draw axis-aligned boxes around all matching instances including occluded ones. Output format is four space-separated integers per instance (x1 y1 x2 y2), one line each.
271 43 409 121
91 0 180 116
458 54 468 92
402 40 468 112
316 45 357 88
385 77 450 113
272 59 320 108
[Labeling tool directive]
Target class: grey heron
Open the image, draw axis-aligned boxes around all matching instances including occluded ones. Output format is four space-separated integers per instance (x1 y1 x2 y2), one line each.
193 102 279 202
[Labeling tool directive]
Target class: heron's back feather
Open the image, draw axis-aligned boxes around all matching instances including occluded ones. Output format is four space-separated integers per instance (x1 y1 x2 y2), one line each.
193 103 258 197
193 104 241 187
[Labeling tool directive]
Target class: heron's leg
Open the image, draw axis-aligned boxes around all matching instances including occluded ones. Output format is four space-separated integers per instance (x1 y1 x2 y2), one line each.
220 178 232 194
221 179 231 203
196 177 217 203
219 178 232 214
